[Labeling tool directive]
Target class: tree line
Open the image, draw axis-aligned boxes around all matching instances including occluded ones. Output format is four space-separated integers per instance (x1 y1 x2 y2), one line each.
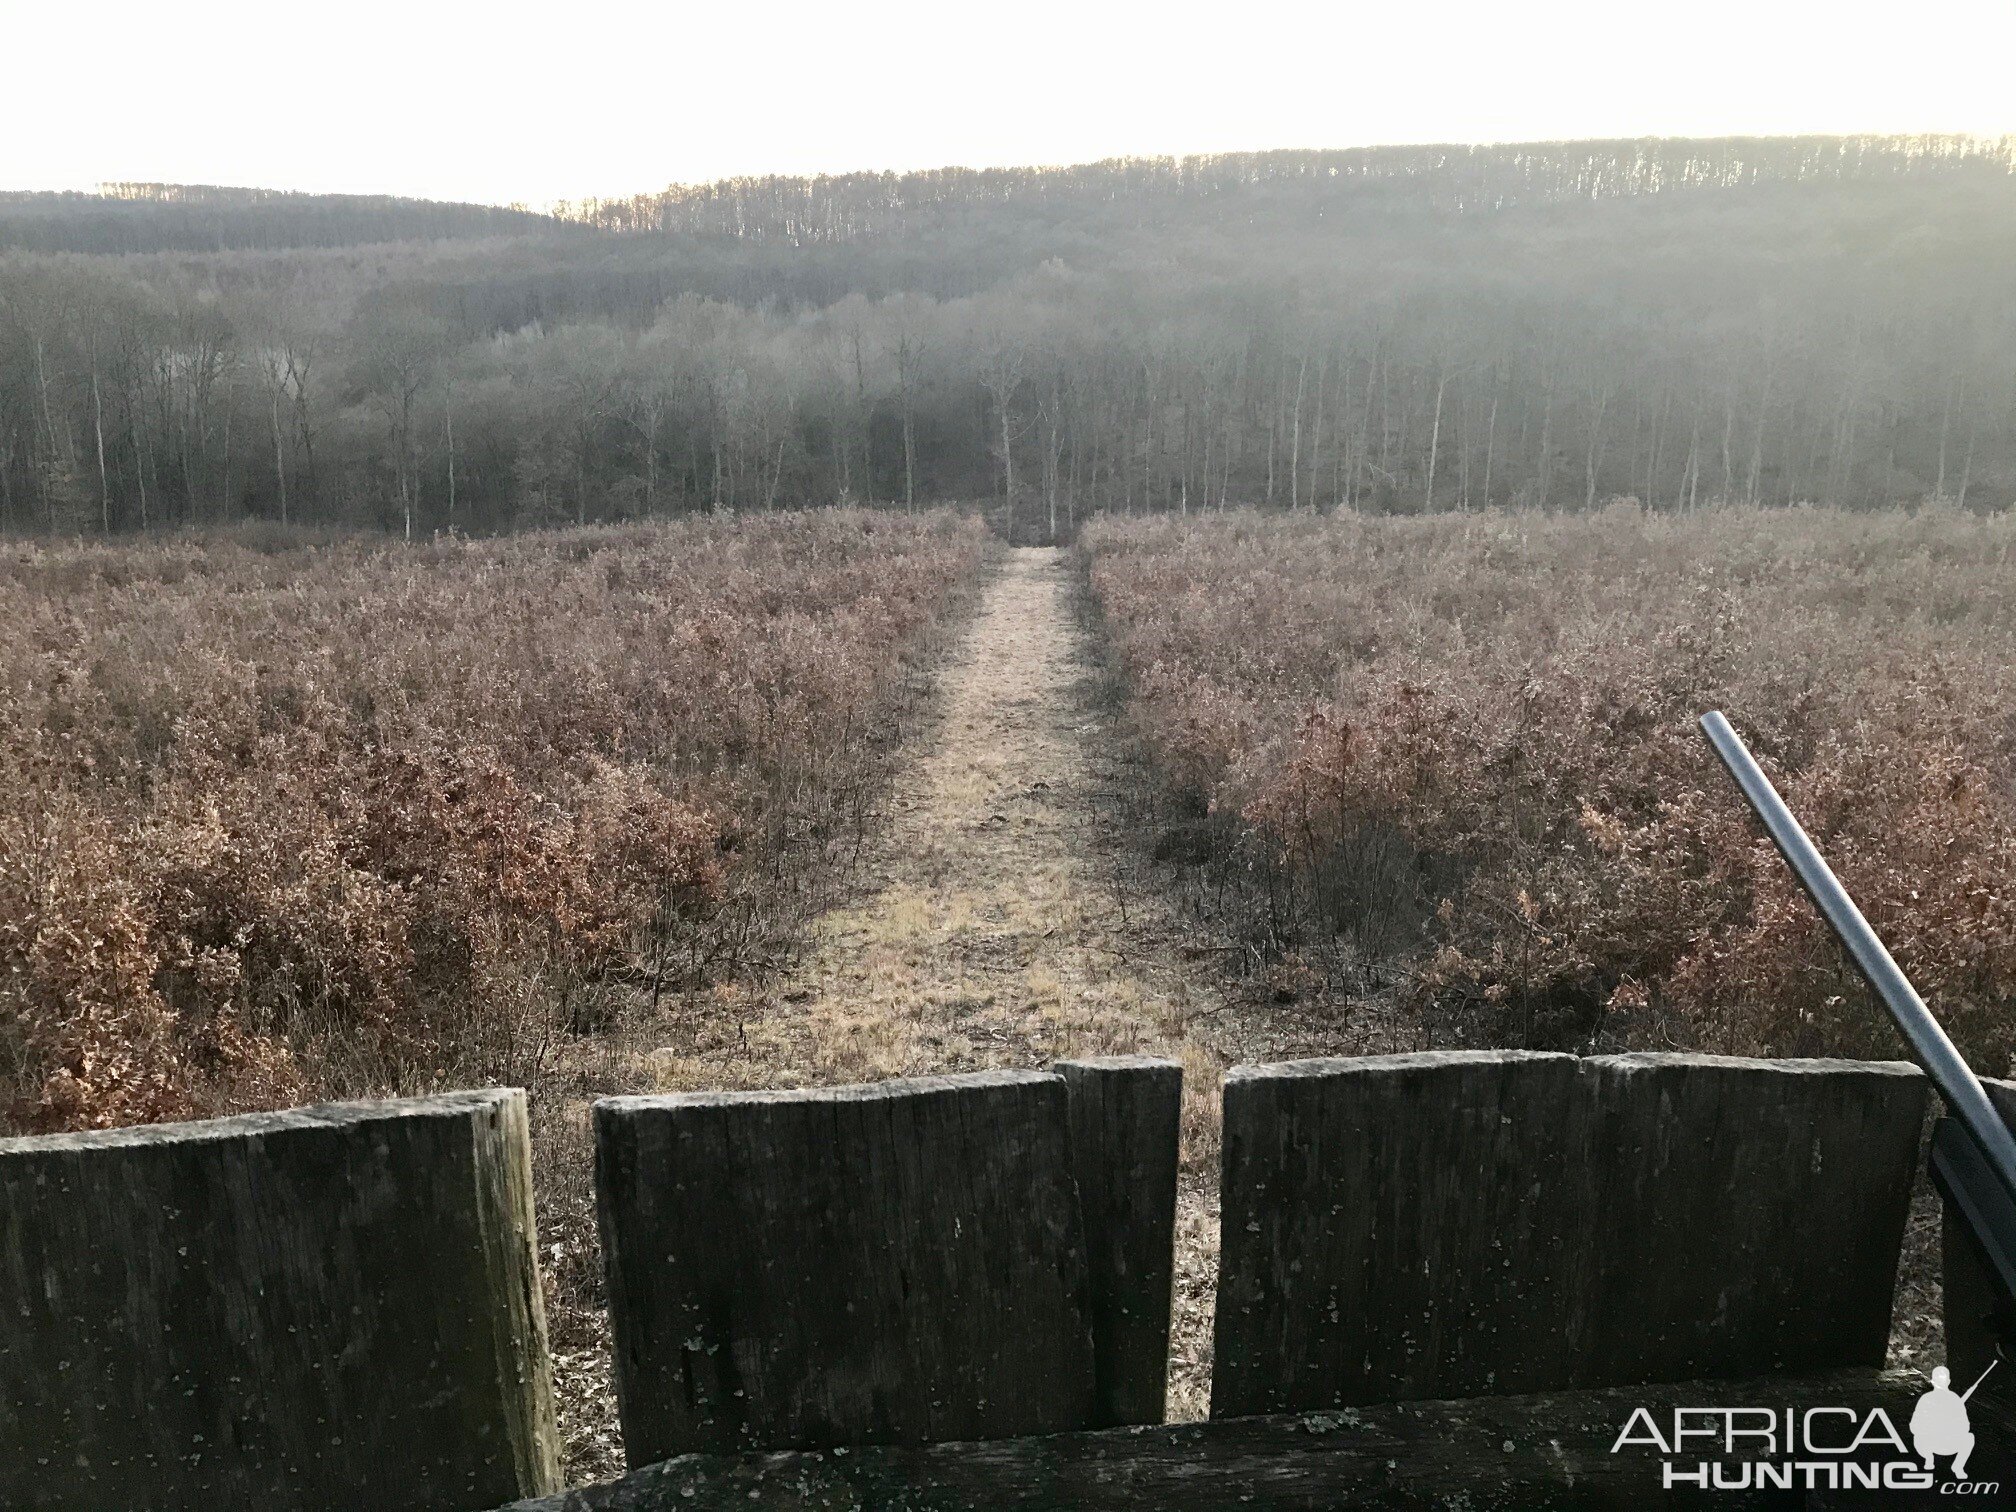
0 184 563 256
555 135 2016 240
2 136 2013 537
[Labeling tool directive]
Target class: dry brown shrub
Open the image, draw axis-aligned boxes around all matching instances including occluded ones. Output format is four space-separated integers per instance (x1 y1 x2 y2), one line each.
1085 502 2016 1071
0 510 986 1131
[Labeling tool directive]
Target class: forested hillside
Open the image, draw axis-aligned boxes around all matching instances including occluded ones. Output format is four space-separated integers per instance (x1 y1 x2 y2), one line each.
0 184 566 254
2 136 2013 535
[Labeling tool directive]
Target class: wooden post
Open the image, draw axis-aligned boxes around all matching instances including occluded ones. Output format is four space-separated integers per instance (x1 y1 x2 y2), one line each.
595 1070 1097 1462
1212 1050 1586 1416
1055 1055 1182 1427
1213 1051 1927 1418
0 1089 561 1512
1943 1075 2016 1401
1575 1053 1925 1385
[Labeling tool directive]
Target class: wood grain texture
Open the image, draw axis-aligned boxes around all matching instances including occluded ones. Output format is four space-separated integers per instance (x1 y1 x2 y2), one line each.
594 1070 1096 1462
494 1368 1992 1511
0 1088 560 1512
1941 1076 2016 1401
1056 1056 1182 1427
1576 1054 1925 1385
1214 1052 1926 1418
1213 1051 1586 1417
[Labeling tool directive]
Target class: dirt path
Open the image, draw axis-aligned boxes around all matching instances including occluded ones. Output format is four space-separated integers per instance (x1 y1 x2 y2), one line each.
649 545 1267 1420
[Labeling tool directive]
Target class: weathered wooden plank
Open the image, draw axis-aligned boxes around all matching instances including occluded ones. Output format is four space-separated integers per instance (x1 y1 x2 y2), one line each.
1214 1052 1927 1418
1212 1050 1587 1417
0 1088 560 1512
1941 1075 2016 1403
595 1070 1096 1462
495 1368 2000 1511
1576 1054 1925 1386
1055 1055 1182 1427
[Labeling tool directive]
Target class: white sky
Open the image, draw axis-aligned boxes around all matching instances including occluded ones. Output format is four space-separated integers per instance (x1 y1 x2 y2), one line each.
4 0 2013 208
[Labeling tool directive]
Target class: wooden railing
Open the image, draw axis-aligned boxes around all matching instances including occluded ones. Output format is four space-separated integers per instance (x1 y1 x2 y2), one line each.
2 1052 2006 1510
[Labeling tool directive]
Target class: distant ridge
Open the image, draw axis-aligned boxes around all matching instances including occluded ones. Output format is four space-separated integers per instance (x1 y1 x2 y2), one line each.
10 134 2010 256
0 184 570 255
554 133 2016 241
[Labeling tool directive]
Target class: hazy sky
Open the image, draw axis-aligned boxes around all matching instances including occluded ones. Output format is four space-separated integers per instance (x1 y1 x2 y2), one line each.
6 0 2013 207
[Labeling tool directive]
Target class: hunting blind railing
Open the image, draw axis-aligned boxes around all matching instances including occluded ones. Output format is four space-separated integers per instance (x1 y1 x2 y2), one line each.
4 1050 2009 1510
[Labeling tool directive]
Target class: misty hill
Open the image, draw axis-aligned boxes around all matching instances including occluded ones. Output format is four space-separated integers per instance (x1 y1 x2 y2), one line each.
2 135 2013 536
559 135 2016 240
0 184 568 254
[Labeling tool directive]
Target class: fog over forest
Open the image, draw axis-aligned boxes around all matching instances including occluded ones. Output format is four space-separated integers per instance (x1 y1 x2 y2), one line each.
2 135 2013 536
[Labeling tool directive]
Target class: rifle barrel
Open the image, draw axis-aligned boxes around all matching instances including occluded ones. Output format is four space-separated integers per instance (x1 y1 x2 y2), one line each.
1962 1359 1999 1403
1699 710 2016 1211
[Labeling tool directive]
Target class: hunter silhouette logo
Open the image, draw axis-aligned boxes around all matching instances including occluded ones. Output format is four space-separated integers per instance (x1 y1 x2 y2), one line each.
1912 1362 1996 1482
1609 1364 2005 1494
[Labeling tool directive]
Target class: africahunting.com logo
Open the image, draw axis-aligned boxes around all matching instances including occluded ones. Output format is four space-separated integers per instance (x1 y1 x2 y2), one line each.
1609 1362 2000 1495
